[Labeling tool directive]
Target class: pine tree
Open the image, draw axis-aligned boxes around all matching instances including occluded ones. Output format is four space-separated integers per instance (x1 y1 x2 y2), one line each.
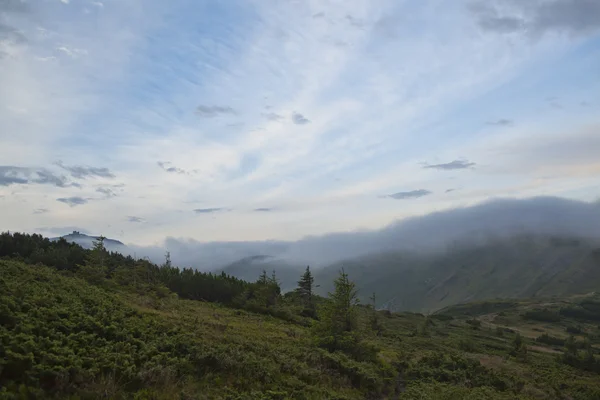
297 266 316 317
258 269 268 285
511 332 528 361
87 236 107 268
163 251 172 268
77 236 108 284
369 292 383 335
313 269 360 351
297 266 314 304
270 269 279 286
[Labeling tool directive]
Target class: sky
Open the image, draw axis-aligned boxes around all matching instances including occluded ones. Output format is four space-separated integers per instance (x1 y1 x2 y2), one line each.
1 0 600 249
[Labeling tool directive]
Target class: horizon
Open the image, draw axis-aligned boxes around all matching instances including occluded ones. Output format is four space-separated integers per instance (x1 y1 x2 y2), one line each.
30 196 600 270
2 0 600 247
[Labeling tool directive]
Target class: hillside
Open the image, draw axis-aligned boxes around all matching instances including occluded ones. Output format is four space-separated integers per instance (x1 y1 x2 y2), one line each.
2 257 600 399
314 235 600 313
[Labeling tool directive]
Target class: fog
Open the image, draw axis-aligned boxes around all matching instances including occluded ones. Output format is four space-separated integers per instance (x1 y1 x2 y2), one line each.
126 196 600 270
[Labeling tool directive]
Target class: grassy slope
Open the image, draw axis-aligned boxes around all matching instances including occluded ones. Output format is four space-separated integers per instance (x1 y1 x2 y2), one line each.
2 260 600 399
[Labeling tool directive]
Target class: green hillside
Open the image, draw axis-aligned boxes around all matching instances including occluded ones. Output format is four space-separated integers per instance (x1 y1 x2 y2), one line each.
315 235 600 312
3 256 600 399
2 231 600 398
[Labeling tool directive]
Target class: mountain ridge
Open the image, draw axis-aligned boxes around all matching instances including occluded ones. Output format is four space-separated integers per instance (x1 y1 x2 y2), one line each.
50 230 126 251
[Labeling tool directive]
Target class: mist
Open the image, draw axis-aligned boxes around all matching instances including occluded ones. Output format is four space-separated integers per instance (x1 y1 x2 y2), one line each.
125 196 600 270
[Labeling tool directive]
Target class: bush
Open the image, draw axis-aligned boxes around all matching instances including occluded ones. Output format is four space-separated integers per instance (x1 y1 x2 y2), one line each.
536 334 565 346
522 309 561 322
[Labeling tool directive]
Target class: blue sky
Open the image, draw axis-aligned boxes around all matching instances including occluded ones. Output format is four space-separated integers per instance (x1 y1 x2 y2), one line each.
1 0 600 246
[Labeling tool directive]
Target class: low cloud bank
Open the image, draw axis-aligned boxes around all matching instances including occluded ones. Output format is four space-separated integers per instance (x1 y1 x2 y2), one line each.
126 196 600 270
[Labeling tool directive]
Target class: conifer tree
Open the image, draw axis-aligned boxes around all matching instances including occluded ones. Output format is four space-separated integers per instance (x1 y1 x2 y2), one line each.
163 251 172 268
77 236 108 284
313 269 359 351
297 266 314 304
258 269 268 285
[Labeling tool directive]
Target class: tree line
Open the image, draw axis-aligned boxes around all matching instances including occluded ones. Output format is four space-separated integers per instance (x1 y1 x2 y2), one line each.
1 231 383 358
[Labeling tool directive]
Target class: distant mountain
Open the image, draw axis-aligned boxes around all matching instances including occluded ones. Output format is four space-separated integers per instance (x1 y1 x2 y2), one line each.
218 255 306 291
51 231 126 252
312 234 600 313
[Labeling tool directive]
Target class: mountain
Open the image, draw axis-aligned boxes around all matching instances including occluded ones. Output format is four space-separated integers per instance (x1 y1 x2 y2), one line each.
51 230 127 252
313 234 600 313
218 255 305 291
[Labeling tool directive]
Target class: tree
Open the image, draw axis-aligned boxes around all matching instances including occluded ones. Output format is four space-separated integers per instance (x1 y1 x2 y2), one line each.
258 269 268 285
296 266 316 318
369 292 383 335
297 266 314 301
87 236 107 269
511 332 528 361
163 251 172 268
76 236 108 285
313 269 360 352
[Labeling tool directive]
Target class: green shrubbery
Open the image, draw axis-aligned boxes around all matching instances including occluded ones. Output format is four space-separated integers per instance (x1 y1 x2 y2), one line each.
2 231 600 399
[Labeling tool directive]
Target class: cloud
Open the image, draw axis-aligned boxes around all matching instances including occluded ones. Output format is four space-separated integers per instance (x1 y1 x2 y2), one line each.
254 207 273 212
262 112 283 121
127 216 145 223
346 15 366 29
470 0 600 37
445 189 456 193
96 187 116 198
386 189 432 200
423 160 476 170
486 119 514 126
193 208 225 214
157 161 186 174
0 0 29 13
56 46 88 58
55 161 115 179
292 112 310 125
125 197 600 270
0 166 72 187
33 208 49 214
56 196 88 207
312 12 325 19
195 105 236 118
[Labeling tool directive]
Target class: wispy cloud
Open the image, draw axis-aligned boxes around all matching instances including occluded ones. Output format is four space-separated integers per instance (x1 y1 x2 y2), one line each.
262 112 284 121
157 161 186 174
193 208 225 214
423 160 476 170
55 161 115 179
0 166 72 187
346 15 366 29
96 187 116 198
291 112 310 125
56 196 88 207
33 208 49 214
486 119 513 127
195 105 236 118
254 207 273 212
127 216 145 223
385 189 432 200
1 0 599 246
470 0 600 37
